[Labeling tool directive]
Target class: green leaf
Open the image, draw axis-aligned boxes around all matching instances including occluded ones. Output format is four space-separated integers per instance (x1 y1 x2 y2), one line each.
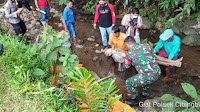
174 97 188 107
160 94 174 101
109 95 122 105
58 46 70 55
181 83 198 99
175 108 188 112
52 38 62 47
188 107 198 112
47 52 58 64
33 68 45 76
59 57 66 62
162 102 175 111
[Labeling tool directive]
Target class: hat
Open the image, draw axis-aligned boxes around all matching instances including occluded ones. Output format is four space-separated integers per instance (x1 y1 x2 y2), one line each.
160 29 174 41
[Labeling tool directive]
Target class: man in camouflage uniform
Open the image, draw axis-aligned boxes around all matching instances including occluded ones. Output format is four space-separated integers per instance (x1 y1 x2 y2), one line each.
123 36 161 106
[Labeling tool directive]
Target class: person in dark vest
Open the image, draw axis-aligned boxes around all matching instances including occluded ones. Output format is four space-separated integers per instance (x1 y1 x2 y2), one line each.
5 0 27 37
93 0 116 50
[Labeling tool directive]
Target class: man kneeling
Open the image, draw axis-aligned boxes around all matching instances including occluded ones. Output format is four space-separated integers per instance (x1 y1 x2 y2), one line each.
123 36 183 106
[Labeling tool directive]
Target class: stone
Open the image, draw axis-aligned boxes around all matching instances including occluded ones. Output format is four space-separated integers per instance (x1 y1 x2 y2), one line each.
142 97 162 112
182 34 200 46
183 19 197 27
95 44 99 47
172 21 184 35
0 13 4 18
87 36 95 42
35 22 40 26
50 8 56 13
31 29 40 35
141 17 153 29
27 24 33 29
58 23 63 27
182 26 198 35
92 56 98 61
57 30 69 38
95 50 102 54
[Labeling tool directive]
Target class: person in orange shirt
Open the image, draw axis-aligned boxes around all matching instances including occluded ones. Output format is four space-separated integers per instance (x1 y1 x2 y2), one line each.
108 26 127 75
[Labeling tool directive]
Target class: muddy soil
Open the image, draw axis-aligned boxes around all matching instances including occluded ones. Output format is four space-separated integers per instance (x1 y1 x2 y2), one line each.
73 21 200 101
25 1 200 102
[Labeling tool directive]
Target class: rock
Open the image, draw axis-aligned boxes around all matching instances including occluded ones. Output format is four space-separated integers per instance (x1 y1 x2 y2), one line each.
27 24 33 29
183 19 197 27
87 36 95 42
95 50 102 54
141 17 153 29
57 30 69 38
142 97 162 112
92 56 98 61
95 44 99 47
0 13 4 18
35 22 40 26
172 21 184 35
50 8 56 13
24 17 29 22
31 29 40 35
182 34 200 46
182 26 198 35
58 23 63 27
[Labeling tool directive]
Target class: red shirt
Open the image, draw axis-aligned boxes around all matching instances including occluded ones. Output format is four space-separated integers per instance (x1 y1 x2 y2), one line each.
38 0 49 8
94 3 116 27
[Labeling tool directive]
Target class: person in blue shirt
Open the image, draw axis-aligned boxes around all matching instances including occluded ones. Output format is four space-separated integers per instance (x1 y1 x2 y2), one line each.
62 0 82 48
154 29 181 81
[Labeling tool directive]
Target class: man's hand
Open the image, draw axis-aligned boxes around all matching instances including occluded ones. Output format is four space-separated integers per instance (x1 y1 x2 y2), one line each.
112 24 115 27
16 8 23 15
93 24 96 29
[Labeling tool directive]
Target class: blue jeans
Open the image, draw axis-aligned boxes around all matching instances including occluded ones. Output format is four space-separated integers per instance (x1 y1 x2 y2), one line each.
40 6 50 25
99 26 112 46
67 23 76 38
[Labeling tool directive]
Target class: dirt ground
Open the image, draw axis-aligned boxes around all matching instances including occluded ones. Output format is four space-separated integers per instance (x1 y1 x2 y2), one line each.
37 7 200 102
72 21 200 101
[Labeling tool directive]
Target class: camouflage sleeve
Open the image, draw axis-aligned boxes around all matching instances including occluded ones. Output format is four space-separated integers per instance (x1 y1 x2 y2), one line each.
123 52 132 69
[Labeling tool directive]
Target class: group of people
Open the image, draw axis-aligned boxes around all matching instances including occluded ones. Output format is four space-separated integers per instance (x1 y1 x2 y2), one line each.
4 0 82 47
4 0 183 107
94 0 183 106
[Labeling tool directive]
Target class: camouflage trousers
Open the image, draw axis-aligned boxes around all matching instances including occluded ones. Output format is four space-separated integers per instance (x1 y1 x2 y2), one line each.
126 73 160 99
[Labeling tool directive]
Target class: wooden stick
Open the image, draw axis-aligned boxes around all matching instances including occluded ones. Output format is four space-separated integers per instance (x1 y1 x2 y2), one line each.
36 9 46 14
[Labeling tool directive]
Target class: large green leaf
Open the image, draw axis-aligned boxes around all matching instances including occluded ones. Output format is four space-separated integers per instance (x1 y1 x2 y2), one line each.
33 68 45 76
174 97 188 107
160 94 174 101
58 46 70 55
52 38 62 47
47 52 58 64
59 57 66 62
181 83 198 99
188 107 198 112
162 102 175 111
175 108 188 112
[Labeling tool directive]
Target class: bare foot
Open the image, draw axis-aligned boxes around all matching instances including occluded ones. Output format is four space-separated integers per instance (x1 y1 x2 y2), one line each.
174 62 182 67
177 57 183 62
162 77 169 82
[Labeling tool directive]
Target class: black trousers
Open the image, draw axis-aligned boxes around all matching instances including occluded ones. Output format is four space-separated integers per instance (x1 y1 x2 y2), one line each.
11 20 27 36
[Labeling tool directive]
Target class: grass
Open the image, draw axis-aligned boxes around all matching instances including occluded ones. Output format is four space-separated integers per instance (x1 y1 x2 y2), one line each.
0 69 43 112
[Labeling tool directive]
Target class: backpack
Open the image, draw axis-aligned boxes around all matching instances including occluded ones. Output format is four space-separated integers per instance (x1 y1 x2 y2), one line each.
0 44 3 55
